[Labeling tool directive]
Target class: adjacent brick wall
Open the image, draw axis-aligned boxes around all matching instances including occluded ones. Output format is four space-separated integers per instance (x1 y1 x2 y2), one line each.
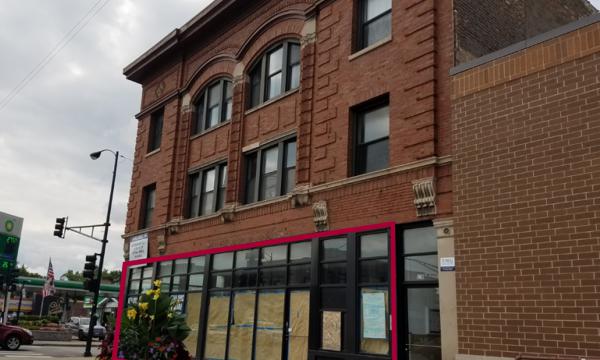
455 0 597 64
453 22 600 358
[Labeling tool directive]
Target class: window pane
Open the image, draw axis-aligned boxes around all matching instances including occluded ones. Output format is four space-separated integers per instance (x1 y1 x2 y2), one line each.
255 291 285 360
158 261 172 277
259 267 286 287
365 12 391 46
172 275 188 292
225 98 232 121
360 288 389 355
360 259 389 284
142 266 154 278
128 280 140 294
131 268 142 280
405 255 438 281
236 249 259 268
201 191 214 215
189 274 204 291
234 269 258 288
361 106 389 143
289 264 311 284
184 292 202 357
189 174 200 218
362 139 389 173
228 291 256 360
268 47 283 74
141 279 152 291
406 288 441 359
290 242 311 263
322 238 347 260
285 141 296 168
195 95 204 133
171 294 185 313
262 141 279 172
204 292 230 360
404 226 437 254
207 106 220 128
208 83 221 107
174 259 188 274
250 66 261 107
366 0 392 20
190 256 205 273
210 272 233 288
159 276 171 291
245 153 257 203
268 73 282 99
213 252 233 270
321 263 347 284
288 43 300 65
261 172 278 200
261 245 287 265
288 64 300 90
203 169 216 192
220 164 228 187
360 232 388 258
321 287 346 309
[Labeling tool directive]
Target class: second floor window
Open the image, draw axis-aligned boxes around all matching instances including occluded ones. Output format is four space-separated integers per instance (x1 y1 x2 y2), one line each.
188 163 227 217
245 138 296 204
148 109 163 152
140 184 156 229
248 40 301 109
358 0 392 50
194 79 232 134
354 101 389 175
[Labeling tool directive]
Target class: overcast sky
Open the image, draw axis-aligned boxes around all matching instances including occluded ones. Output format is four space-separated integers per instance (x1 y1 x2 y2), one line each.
1 0 600 279
0 0 212 278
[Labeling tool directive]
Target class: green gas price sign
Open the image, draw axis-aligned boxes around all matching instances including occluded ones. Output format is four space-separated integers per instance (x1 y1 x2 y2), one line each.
0 212 23 268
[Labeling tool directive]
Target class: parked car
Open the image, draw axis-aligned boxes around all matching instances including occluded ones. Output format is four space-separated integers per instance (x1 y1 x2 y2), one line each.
66 317 106 341
0 323 33 350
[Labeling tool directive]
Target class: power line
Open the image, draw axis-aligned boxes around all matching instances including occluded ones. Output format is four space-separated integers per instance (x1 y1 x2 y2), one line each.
0 0 112 114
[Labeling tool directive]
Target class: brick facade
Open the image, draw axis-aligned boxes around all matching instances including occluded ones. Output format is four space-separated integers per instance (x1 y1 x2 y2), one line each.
123 0 453 257
453 21 600 359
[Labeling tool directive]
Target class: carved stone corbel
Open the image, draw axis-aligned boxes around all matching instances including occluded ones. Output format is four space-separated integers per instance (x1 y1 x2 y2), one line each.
291 185 311 208
412 178 436 216
312 200 329 232
220 204 236 223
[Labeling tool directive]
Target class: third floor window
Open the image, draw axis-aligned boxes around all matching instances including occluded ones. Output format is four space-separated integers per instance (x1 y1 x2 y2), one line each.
193 79 232 134
245 137 296 204
188 163 227 217
248 40 301 109
358 0 392 50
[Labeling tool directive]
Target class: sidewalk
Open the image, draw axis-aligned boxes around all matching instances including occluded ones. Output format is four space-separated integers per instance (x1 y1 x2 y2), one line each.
34 340 101 347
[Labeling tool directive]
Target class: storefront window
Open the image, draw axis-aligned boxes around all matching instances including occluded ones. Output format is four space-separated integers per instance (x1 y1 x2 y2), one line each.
255 290 285 360
227 290 256 360
204 291 230 360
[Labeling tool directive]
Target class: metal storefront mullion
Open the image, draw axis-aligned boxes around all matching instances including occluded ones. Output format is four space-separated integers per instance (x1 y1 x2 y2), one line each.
197 255 211 359
346 232 358 354
309 237 321 356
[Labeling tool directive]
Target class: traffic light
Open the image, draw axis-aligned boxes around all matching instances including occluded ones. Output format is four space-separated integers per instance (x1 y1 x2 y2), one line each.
53 217 67 238
83 254 98 292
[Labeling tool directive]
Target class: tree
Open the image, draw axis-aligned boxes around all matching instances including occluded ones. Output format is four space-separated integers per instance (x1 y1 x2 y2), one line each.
60 270 84 281
17 264 43 278
60 269 121 284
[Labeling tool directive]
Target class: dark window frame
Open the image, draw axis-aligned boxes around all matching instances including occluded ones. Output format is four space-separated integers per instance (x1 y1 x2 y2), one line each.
356 0 393 51
148 109 164 153
244 136 296 204
193 78 233 135
247 40 301 109
187 162 228 218
351 96 390 176
140 184 156 230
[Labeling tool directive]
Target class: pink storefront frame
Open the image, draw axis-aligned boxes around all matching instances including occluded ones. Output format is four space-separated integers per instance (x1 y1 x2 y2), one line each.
113 221 398 360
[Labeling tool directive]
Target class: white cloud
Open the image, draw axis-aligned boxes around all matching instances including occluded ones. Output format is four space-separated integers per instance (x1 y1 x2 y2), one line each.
0 0 212 278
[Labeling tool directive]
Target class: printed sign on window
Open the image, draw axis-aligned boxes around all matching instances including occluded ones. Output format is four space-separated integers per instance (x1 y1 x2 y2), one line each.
362 292 387 339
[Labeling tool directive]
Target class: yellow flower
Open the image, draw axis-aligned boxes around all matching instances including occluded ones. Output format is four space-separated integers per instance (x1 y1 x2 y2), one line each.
153 279 162 288
127 308 137 320
139 302 149 311
167 313 173 319
152 289 161 300
145 289 154 296
149 315 155 321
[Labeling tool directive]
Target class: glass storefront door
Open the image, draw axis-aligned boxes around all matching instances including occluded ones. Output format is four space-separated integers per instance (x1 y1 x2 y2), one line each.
405 287 441 360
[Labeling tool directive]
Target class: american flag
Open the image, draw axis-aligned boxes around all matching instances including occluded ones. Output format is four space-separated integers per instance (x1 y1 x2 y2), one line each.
42 258 55 298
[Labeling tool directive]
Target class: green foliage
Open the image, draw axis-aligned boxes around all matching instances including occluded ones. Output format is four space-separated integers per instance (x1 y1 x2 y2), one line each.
60 269 121 283
117 282 191 359
17 264 43 278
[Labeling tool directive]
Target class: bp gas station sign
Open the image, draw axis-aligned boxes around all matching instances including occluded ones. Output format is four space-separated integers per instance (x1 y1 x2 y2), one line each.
0 212 23 270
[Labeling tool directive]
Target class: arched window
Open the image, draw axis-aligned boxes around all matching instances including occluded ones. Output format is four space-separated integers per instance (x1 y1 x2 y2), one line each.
248 40 301 109
193 78 232 134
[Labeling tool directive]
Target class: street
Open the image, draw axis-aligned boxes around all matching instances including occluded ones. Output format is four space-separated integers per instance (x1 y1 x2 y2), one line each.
0 345 98 359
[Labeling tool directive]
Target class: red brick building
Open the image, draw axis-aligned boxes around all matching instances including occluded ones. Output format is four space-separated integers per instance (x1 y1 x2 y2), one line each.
118 1 599 359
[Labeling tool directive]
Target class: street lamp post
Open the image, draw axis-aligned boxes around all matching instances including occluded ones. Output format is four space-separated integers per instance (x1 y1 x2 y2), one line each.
84 149 118 357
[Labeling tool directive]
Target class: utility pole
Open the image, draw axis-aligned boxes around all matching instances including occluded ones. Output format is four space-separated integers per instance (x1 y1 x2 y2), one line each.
84 150 118 357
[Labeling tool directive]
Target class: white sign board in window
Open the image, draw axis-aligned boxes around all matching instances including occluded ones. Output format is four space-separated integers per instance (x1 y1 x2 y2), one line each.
129 233 148 261
362 292 387 339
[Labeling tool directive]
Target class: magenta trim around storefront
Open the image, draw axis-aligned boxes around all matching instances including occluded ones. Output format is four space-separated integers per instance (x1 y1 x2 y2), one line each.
113 221 398 360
